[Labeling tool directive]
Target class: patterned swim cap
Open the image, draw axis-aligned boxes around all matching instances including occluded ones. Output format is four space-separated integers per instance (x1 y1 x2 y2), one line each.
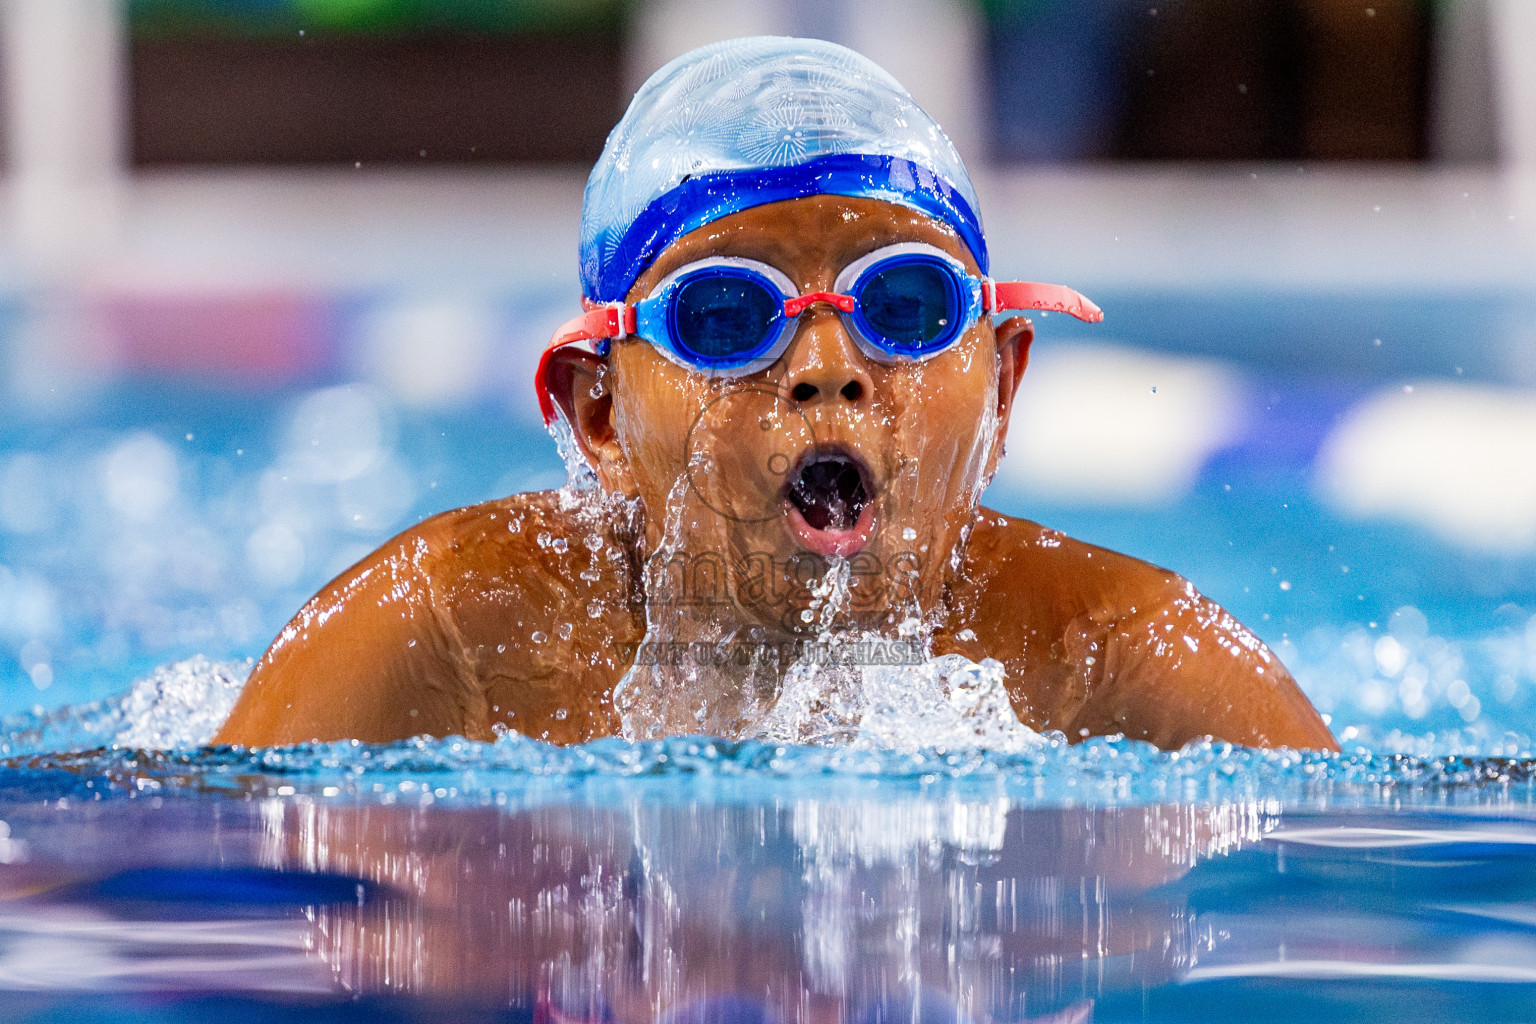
579 36 986 304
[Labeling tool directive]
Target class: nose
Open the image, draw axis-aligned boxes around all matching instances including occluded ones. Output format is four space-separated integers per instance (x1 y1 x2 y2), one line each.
781 305 874 408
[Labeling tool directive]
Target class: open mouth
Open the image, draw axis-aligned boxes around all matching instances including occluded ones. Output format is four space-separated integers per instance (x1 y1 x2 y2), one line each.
784 450 877 556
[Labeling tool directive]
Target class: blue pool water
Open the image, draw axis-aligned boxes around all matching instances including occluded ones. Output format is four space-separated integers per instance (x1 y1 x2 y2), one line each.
2 286 1536 1019
3 735 1536 1021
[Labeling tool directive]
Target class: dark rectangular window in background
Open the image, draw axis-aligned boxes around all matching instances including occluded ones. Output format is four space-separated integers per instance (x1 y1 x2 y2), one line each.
984 0 1438 162
128 0 630 166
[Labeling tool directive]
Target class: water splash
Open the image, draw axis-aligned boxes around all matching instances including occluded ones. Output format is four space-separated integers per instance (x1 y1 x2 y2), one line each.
6 730 1536 813
746 559 1039 752
755 648 1039 753
0 657 251 757
614 528 1040 752
548 414 602 503
113 657 252 750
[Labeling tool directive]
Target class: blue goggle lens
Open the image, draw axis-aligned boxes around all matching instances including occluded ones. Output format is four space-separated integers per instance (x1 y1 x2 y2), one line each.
855 258 961 353
672 273 782 363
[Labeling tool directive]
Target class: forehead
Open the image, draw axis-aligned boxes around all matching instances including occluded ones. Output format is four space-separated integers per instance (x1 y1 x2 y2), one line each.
629 195 980 299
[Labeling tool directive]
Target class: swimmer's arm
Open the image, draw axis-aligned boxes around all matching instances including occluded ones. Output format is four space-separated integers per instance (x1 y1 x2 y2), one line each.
1080 584 1339 752
213 539 474 747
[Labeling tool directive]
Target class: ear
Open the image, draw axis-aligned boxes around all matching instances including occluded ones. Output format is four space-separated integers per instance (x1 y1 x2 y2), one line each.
543 347 638 497
985 316 1034 476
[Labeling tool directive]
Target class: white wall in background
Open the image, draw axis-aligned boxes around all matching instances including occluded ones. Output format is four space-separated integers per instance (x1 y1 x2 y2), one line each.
2 0 125 270
1492 0 1536 223
1432 0 1500 162
1493 0 1536 167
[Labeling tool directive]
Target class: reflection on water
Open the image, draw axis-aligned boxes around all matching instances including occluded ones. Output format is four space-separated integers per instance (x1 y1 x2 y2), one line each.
0 777 1532 1021
285 797 1265 1019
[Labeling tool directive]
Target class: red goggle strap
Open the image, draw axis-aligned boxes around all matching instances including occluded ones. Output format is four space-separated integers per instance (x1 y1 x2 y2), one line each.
984 281 1103 323
535 304 635 426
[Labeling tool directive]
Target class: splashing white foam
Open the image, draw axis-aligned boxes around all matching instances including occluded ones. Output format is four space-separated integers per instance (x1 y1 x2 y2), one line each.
755 650 1041 754
113 656 252 749
615 527 1042 752
749 562 1042 753
547 415 601 501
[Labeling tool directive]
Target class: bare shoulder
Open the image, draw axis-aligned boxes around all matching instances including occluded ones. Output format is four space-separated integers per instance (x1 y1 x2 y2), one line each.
409 489 641 644
386 489 641 741
405 488 576 560
328 486 644 697
280 489 586 631
215 490 639 746
960 508 1184 631
956 507 1336 751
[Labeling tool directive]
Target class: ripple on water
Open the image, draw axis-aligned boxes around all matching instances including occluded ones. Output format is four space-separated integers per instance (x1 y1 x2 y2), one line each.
2 657 1536 812
2 730 1536 813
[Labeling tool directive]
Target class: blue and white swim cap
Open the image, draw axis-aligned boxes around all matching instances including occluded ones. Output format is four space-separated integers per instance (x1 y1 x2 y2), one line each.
579 36 986 304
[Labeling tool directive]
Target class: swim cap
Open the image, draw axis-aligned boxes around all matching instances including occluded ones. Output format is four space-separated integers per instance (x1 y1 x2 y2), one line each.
580 36 986 304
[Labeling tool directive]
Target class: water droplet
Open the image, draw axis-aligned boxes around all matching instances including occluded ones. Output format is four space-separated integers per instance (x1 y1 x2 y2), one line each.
531 631 548 644
902 527 917 541
587 600 603 618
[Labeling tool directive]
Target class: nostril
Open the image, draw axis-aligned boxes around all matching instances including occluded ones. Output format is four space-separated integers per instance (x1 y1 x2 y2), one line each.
791 382 818 402
839 380 863 402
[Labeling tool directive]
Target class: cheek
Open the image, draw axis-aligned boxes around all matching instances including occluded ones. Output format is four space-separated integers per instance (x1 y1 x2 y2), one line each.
611 347 699 486
887 337 997 455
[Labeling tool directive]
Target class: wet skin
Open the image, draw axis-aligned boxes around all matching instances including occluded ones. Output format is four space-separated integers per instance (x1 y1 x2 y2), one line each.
214 196 1338 752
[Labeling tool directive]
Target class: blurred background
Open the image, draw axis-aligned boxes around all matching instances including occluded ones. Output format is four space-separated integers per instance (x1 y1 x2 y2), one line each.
0 0 1534 747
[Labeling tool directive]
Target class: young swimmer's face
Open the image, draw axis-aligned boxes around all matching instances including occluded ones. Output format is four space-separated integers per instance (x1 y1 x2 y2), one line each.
559 195 1032 632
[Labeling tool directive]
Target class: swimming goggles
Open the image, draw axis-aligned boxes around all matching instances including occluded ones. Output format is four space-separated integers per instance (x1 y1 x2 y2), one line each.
536 242 1102 424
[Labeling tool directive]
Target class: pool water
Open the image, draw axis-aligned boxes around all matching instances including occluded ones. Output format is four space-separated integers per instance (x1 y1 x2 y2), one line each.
2 285 1536 1019
2 736 1536 1022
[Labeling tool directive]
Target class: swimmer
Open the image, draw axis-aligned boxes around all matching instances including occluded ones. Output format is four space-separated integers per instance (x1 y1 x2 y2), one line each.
214 37 1337 752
